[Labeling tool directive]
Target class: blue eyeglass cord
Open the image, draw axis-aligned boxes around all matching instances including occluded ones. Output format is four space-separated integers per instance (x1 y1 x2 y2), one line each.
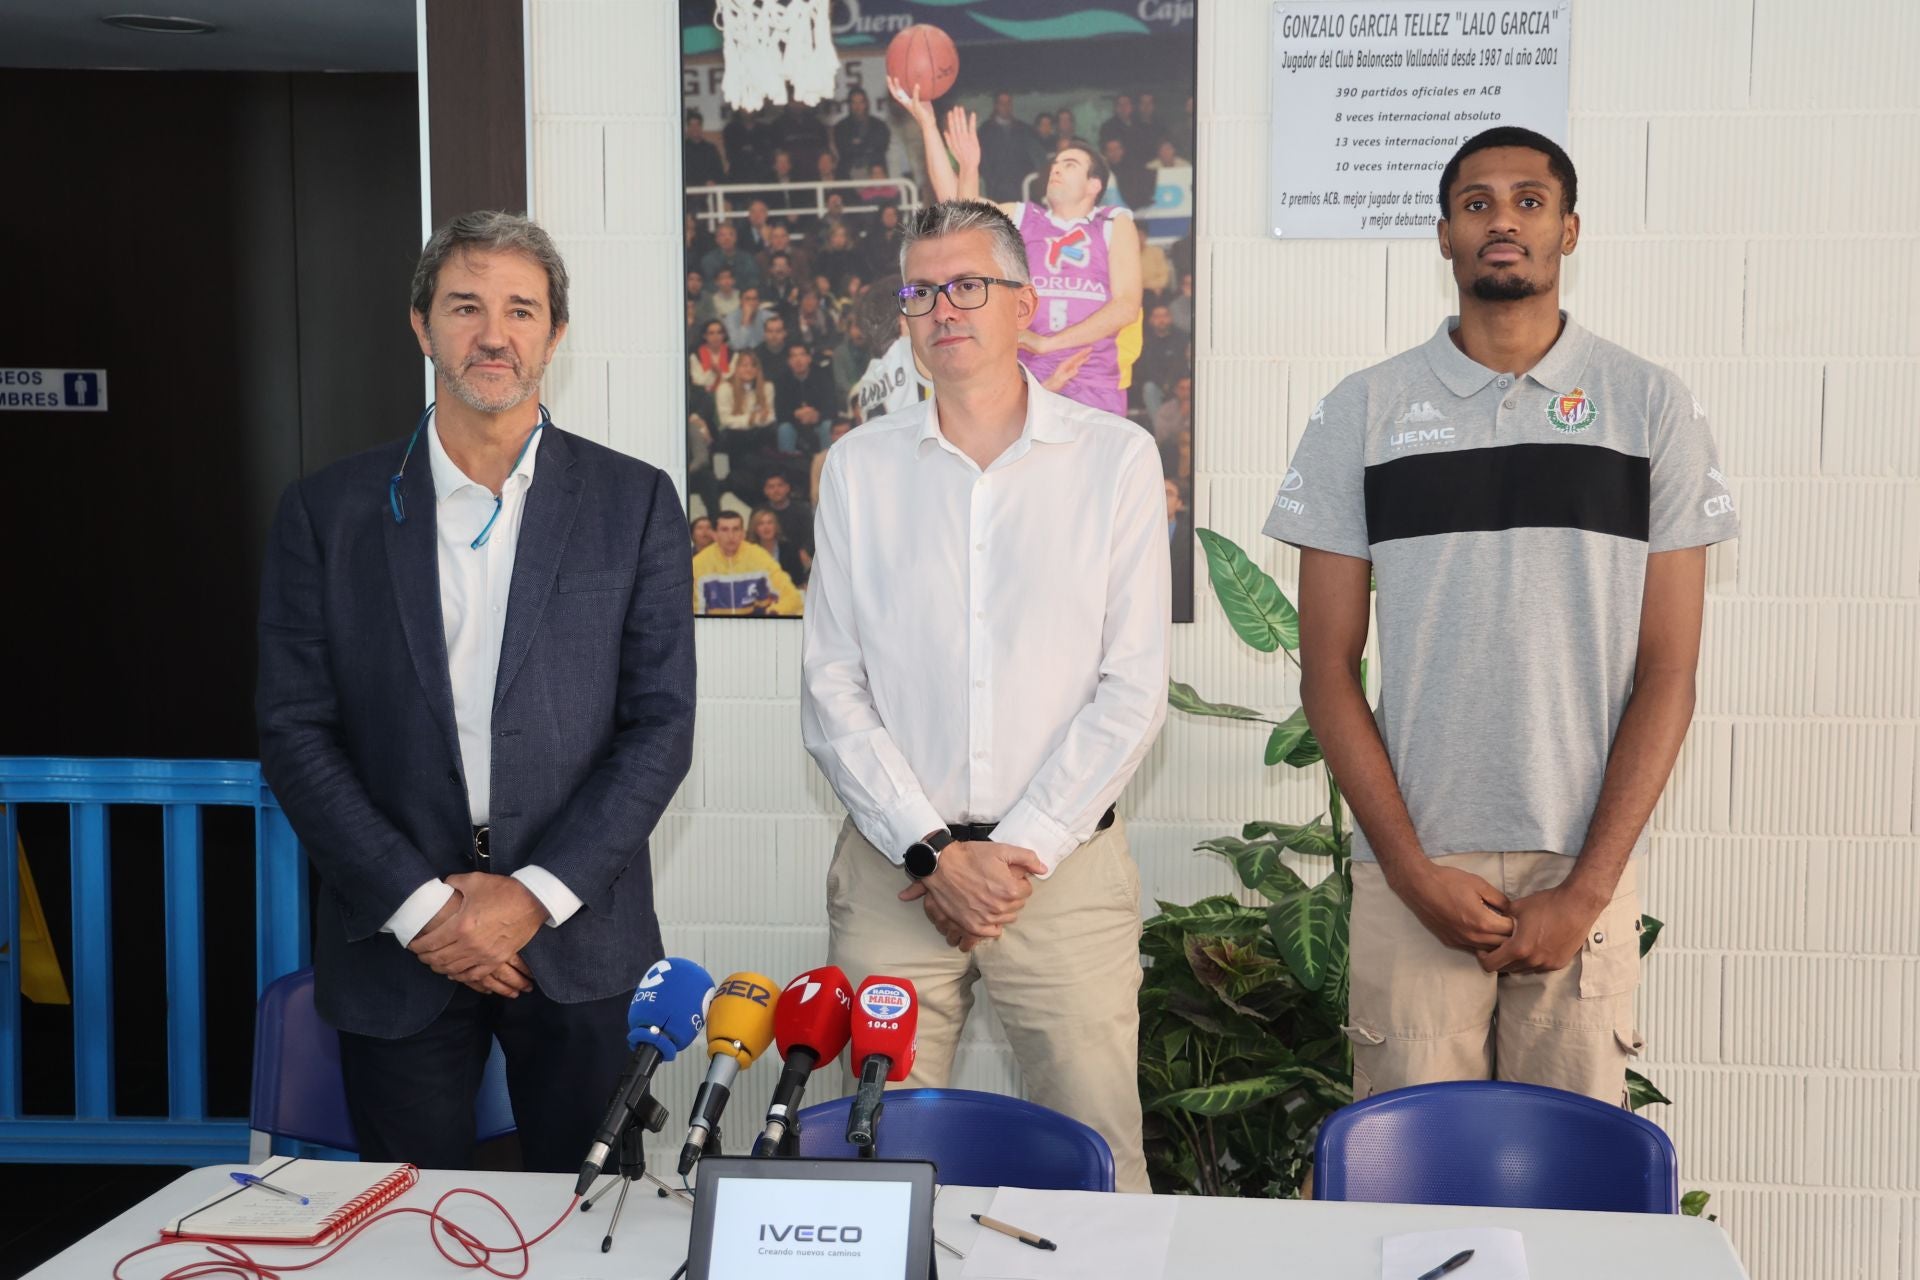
389 402 550 549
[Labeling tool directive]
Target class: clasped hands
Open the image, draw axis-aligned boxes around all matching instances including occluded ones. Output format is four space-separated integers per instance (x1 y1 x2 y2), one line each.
1393 862 1607 975
898 841 1047 953
407 872 548 997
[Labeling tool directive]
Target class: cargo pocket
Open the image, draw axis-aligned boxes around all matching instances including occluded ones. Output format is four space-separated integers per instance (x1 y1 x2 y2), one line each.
1342 1023 1386 1099
1577 905 1642 1000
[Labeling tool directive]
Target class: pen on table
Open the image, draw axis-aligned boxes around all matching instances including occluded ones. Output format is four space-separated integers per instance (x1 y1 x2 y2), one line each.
230 1172 310 1206
970 1213 1057 1251
1414 1248 1474 1280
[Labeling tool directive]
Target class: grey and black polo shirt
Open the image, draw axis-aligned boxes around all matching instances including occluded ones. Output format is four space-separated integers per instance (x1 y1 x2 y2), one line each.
1263 313 1739 864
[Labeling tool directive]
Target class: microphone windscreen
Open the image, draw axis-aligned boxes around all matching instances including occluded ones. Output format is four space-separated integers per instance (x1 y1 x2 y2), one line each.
626 957 716 1058
705 972 778 1066
850 975 919 1082
773 965 855 1065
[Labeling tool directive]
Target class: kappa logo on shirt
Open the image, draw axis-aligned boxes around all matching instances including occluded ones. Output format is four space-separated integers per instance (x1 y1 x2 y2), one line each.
1309 398 1326 424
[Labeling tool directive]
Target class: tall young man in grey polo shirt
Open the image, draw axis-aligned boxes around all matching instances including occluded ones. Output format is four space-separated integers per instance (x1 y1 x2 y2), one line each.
1266 128 1739 1103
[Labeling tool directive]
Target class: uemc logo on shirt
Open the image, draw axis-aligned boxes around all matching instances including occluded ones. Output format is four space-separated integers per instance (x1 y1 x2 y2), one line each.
1272 468 1305 516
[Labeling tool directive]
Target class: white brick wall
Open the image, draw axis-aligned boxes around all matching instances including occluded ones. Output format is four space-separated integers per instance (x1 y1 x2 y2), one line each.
527 2 1920 1274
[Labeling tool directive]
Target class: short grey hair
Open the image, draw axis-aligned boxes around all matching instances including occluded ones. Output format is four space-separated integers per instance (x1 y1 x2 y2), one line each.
898 200 1030 285
411 211 571 330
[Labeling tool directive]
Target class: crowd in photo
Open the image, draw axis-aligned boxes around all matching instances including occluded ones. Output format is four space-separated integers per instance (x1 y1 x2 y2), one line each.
684 85 1198 617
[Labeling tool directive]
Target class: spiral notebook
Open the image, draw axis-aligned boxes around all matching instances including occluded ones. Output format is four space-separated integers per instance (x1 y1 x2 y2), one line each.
161 1158 418 1245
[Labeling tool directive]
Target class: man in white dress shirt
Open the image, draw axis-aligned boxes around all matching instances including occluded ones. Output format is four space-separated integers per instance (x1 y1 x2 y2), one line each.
801 200 1170 1192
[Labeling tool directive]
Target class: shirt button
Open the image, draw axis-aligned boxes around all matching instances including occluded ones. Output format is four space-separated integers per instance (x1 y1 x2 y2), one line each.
975 680 986 688
975 611 985 620
974 751 986 760
975 543 985 551
1497 376 1511 387
1592 931 1606 945
1503 399 1516 410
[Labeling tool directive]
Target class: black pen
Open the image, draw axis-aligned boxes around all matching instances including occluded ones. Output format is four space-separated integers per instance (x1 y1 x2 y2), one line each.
971 1213 1057 1251
1415 1248 1474 1280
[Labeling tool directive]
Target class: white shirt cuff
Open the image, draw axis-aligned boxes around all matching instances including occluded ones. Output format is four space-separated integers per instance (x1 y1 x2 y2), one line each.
874 793 950 867
383 880 455 948
512 866 585 927
990 801 1079 878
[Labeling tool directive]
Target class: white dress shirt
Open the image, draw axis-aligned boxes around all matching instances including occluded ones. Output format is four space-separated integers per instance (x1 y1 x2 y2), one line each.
382 419 584 947
801 371 1171 874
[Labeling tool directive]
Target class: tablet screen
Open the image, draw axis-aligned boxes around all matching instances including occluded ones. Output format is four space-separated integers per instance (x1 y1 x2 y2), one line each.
687 1157 935 1280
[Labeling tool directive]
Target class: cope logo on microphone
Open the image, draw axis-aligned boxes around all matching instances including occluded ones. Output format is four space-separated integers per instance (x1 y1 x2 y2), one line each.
860 983 912 1020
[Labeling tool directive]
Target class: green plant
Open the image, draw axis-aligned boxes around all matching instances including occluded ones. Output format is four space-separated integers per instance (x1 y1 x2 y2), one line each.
1142 530 1698 1206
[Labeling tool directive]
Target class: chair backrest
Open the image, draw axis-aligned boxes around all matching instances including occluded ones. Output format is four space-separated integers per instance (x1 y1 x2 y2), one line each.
793 1088 1114 1192
250 967 515 1153
1314 1081 1678 1214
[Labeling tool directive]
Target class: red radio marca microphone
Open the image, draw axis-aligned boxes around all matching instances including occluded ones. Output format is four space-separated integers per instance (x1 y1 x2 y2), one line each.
751 965 855 1157
845 975 919 1149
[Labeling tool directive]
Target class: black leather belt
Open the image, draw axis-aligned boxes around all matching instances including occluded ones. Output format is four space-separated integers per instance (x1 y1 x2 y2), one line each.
947 805 1115 846
471 824 491 870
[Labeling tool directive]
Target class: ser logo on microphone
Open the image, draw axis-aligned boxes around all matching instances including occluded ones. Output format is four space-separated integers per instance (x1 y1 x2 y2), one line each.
717 978 774 1005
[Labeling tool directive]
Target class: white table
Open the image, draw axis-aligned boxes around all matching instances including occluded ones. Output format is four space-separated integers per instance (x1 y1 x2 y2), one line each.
29 1164 1749 1279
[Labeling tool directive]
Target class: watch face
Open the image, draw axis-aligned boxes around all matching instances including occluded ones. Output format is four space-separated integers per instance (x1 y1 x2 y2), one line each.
904 842 938 878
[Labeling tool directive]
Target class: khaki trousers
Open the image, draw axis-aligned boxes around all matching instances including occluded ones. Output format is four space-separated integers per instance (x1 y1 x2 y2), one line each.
826 817 1149 1193
1347 852 1645 1105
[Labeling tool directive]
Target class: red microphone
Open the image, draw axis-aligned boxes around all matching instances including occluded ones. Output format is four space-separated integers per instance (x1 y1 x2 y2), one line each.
751 966 855 1157
845 975 919 1150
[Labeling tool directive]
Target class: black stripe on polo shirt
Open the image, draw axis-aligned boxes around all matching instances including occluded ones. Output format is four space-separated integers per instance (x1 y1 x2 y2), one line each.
1364 442 1651 546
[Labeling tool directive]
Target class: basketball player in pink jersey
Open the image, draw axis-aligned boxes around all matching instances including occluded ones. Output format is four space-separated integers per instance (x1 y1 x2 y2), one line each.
890 80 1141 415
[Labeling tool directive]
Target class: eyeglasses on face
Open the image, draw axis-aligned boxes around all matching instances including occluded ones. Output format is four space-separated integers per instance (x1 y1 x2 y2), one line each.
895 275 1027 317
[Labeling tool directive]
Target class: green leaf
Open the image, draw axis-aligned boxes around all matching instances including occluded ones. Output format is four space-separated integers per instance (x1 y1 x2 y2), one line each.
1168 679 1265 722
1200 837 1310 902
1264 708 1313 766
1625 1069 1671 1110
1149 896 1271 938
1152 1073 1301 1118
1639 913 1665 957
1283 732 1324 768
1680 1190 1712 1218
1243 819 1341 857
1198 529 1300 653
1266 874 1350 993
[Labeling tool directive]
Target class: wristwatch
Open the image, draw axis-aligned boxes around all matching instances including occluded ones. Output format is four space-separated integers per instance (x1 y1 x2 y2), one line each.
903 828 955 880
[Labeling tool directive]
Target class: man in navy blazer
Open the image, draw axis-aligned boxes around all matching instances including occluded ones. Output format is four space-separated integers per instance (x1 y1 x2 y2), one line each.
257 212 695 1172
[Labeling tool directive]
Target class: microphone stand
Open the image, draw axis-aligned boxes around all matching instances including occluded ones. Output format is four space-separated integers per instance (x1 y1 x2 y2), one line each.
580 1091 669 1253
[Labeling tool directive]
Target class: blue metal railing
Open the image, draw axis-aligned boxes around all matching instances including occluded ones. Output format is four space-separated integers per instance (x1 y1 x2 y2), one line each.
0 758 308 1165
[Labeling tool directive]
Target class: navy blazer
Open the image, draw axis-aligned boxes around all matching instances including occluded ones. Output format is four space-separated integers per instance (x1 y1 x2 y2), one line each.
257 424 696 1039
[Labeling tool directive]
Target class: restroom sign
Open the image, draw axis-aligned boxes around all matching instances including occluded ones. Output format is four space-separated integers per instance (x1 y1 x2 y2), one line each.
1 368 110 411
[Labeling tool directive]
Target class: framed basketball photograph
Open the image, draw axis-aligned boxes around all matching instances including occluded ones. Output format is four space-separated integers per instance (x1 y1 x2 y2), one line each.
679 0 1199 620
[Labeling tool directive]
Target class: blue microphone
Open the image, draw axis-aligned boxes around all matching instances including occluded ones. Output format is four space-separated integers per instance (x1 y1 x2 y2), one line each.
575 958 716 1194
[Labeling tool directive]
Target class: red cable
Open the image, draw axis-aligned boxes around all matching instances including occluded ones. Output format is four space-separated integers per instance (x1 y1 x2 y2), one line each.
111 1186 582 1280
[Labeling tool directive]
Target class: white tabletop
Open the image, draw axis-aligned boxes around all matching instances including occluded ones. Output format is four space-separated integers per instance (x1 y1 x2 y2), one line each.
30 1164 1748 1279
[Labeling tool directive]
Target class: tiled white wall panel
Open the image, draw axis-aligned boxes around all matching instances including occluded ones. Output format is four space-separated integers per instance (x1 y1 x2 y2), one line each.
531 0 1920 1272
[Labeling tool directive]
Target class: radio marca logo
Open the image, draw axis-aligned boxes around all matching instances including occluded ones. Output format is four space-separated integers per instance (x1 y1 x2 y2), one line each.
861 983 912 1020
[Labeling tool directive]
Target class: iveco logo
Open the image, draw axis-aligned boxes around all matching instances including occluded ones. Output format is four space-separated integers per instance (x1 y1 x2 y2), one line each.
761 1224 865 1243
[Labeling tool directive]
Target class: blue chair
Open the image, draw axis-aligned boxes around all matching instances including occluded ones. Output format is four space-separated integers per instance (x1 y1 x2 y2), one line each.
1314 1080 1678 1213
249 966 515 1160
794 1088 1114 1191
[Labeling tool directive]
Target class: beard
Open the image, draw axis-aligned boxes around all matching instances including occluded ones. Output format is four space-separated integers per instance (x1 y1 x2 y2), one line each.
431 340 545 414
1470 272 1544 302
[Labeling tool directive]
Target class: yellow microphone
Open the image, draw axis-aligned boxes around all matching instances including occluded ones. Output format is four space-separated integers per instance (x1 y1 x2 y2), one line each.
678 971 778 1173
